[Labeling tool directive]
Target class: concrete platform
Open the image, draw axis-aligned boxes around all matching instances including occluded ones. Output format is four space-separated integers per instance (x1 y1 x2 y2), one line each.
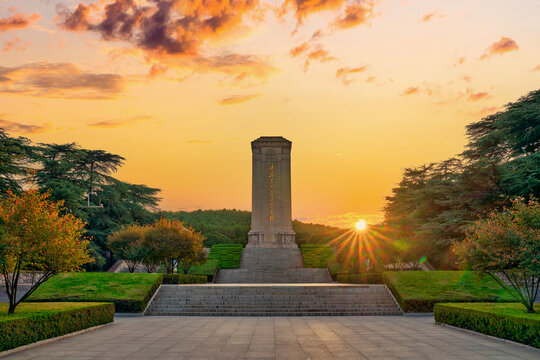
3 315 539 359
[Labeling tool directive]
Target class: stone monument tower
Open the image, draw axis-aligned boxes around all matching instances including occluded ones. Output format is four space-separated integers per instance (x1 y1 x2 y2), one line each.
247 136 296 248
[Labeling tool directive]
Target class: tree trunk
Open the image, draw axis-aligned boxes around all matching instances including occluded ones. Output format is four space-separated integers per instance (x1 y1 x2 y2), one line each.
8 301 16 315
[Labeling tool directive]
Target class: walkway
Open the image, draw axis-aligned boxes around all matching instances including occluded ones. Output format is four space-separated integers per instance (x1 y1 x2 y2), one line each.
3 315 539 359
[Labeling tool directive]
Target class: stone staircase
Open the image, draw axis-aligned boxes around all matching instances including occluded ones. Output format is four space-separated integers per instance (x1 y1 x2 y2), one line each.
214 248 332 283
145 284 403 316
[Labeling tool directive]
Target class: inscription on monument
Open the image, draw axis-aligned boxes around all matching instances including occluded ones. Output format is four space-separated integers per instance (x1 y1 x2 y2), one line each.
269 163 274 222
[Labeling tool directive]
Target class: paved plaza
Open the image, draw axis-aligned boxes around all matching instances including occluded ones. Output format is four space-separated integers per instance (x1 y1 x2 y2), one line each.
3 315 539 360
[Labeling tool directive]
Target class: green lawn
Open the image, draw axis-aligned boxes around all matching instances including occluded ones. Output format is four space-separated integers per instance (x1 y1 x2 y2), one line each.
434 303 540 348
300 244 334 268
208 244 243 269
188 259 219 277
0 302 114 351
29 273 162 313
384 271 516 312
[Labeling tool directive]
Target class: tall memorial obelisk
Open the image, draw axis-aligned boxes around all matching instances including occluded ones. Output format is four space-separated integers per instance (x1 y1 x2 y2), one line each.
247 137 296 248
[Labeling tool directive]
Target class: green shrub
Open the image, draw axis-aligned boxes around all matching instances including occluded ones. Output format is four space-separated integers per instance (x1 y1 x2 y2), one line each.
337 273 383 284
300 244 334 268
162 274 207 284
0 302 114 352
434 303 540 348
188 259 219 281
384 271 516 312
208 244 243 269
29 273 163 313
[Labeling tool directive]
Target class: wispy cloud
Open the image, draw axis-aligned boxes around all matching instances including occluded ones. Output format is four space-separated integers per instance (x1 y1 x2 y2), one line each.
420 10 444 23
480 36 519 60
0 118 49 134
0 62 125 99
2 37 28 52
530 64 540 72
332 1 375 30
476 106 499 116
335 66 367 85
468 91 489 101
282 0 346 24
303 47 337 71
401 86 420 95
452 57 466 67
219 93 259 105
290 42 309 58
0 12 40 32
88 115 157 128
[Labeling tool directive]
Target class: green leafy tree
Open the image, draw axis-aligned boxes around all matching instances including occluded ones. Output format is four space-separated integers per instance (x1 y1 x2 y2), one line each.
32 143 160 269
0 129 33 196
453 199 540 313
384 88 540 268
0 190 91 314
144 219 206 274
107 225 148 273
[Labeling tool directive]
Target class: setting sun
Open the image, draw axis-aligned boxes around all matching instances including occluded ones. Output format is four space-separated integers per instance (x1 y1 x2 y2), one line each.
355 220 368 231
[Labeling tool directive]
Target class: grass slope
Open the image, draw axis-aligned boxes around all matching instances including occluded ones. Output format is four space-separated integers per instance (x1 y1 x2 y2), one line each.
385 271 516 312
208 244 243 269
300 244 334 268
29 273 162 313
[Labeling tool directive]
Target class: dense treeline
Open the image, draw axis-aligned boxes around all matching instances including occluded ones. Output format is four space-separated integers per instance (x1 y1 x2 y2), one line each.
384 88 540 269
161 209 345 247
161 210 251 246
0 131 160 269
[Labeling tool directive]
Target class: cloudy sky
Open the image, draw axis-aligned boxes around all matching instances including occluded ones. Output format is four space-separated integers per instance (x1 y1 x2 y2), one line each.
0 0 539 228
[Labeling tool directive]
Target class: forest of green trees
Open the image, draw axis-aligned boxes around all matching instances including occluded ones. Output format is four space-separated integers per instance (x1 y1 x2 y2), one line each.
383 88 540 269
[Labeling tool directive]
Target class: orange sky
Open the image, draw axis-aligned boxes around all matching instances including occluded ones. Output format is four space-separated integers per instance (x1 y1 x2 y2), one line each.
0 0 539 228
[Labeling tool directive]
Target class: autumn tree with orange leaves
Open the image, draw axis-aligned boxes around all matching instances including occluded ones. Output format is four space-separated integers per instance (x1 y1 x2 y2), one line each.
0 190 92 314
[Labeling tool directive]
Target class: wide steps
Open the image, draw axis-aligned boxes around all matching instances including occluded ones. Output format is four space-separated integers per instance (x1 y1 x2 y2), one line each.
214 268 331 283
145 285 403 316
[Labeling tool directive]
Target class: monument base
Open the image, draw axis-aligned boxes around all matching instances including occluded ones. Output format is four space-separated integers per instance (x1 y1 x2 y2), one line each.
247 231 297 248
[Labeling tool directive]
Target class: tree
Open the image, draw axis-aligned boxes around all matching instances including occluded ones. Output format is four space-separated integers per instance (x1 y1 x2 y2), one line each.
453 199 540 313
0 190 91 314
0 129 33 196
384 88 540 268
33 143 160 269
107 225 148 273
144 219 206 274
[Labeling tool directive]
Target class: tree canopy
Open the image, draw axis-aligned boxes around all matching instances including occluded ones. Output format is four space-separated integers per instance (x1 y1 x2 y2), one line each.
0 132 161 269
384 88 540 268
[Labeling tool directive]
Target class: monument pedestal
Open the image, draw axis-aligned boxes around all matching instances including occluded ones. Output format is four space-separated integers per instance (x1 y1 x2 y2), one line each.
247 231 297 248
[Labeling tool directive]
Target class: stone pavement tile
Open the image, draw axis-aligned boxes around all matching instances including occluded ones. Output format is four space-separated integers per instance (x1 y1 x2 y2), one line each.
227 336 253 345
252 336 276 345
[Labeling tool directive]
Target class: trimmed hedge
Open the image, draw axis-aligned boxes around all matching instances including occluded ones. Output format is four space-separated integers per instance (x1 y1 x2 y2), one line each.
434 303 540 348
188 259 219 281
162 274 207 284
337 273 383 284
300 244 334 268
384 271 516 312
29 273 163 313
0 302 114 352
208 244 243 269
